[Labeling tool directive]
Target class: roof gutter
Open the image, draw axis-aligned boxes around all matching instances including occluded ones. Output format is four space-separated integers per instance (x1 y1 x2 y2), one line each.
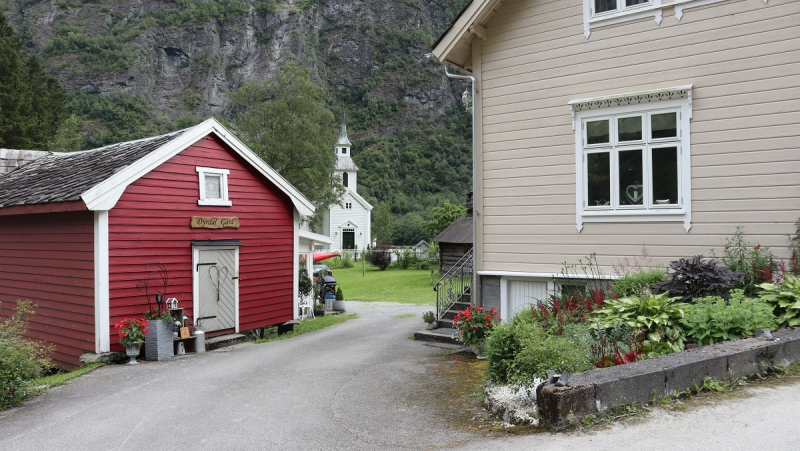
444 67 479 308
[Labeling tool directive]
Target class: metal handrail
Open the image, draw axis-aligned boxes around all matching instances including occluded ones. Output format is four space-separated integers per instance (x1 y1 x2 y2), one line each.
433 248 473 322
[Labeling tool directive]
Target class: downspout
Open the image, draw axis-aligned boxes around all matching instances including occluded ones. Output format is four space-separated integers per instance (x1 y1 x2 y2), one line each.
444 67 478 307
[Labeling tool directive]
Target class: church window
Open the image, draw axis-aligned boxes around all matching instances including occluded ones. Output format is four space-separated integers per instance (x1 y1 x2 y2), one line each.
343 172 349 187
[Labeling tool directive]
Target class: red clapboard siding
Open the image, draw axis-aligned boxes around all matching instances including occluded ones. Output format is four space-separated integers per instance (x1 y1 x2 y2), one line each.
108 134 295 350
0 211 95 369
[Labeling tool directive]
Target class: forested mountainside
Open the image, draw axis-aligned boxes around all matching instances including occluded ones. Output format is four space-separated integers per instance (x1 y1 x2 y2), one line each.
0 0 472 244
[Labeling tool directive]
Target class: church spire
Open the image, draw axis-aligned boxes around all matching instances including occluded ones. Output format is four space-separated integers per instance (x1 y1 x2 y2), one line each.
337 107 352 147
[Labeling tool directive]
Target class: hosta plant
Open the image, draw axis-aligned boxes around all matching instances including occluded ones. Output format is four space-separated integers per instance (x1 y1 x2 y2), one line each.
592 292 688 354
453 305 500 346
758 274 800 328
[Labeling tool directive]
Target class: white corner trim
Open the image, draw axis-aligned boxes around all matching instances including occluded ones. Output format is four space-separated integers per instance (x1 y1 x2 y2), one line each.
81 118 315 216
94 211 110 353
293 210 300 321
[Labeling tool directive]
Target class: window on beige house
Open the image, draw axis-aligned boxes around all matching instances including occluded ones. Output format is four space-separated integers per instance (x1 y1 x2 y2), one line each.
570 86 693 231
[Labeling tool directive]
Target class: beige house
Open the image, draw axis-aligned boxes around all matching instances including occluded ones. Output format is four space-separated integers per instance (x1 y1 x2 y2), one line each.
432 0 800 320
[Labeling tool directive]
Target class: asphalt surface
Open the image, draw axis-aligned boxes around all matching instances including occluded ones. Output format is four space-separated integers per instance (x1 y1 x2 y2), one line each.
2 301 800 450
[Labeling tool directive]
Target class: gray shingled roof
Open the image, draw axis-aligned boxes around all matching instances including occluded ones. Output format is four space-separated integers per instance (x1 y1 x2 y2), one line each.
433 216 473 244
336 155 358 171
0 130 186 208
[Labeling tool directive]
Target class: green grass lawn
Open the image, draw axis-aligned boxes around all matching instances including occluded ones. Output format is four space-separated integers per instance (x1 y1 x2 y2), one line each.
332 264 438 305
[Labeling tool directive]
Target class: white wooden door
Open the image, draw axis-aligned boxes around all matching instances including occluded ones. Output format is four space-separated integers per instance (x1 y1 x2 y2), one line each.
196 248 238 332
505 279 548 320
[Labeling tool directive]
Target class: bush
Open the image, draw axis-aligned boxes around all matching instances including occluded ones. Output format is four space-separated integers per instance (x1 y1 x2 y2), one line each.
592 292 688 353
531 287 605 335
335 287 344 301
367 245 392 270
682 292 777 346
326 253 354 269
610 268 666 298
758 274 800 328
0 300 53 410
484 309 592 383
653 255 739 302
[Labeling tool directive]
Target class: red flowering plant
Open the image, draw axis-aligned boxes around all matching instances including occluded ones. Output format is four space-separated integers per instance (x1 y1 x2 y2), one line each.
453 306 500 346
115 317 149 347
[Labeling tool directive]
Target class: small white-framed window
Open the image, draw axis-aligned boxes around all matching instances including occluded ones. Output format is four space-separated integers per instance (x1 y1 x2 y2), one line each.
592 0 650 17
570 86 693 232
196 167 232 207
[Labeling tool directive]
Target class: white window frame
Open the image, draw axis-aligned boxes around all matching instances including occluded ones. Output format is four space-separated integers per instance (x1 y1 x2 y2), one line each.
570 85 693 232
196 166 232 207
582 0 771 38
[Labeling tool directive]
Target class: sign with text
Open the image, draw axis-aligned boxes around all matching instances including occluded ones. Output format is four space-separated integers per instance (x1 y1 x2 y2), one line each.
191 216 240 229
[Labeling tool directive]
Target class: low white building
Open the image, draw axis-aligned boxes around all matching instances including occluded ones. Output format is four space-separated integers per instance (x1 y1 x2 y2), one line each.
305 112 372 253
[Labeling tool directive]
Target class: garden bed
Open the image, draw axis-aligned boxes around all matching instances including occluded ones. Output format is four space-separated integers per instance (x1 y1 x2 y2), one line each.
535 326 800 429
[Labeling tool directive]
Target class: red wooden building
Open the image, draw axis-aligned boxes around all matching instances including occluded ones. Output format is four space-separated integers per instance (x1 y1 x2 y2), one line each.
0 119 314 368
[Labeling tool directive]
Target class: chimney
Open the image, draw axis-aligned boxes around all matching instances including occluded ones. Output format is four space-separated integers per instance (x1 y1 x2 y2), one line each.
0 149 51 175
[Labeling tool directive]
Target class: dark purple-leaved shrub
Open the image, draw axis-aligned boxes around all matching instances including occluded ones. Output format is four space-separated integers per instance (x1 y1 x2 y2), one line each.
653 255 740 302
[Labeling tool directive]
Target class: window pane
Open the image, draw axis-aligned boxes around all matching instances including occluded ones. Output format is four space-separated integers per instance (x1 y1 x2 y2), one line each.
626 0 648 6
586 119 610 145
652 147 679 205
595 0 616 13
587 152 611 207
205 174 222 199
619 150 643 206
651 112 678 139
618 116 642 142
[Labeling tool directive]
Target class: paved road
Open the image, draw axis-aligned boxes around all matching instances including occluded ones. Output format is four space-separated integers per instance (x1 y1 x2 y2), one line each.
2 301 800 450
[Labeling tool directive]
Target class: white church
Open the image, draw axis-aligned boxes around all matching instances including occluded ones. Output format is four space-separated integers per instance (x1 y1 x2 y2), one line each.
306 111 372 253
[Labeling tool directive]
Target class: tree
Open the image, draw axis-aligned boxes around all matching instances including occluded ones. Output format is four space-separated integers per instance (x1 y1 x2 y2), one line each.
47 114 83 152
372 202 395 245
227 63 343 224
423 200 466 239
0 13 68 149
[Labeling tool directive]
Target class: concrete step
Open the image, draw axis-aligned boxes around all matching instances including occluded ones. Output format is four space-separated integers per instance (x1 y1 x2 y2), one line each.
205 333 246 351
414 327 463 345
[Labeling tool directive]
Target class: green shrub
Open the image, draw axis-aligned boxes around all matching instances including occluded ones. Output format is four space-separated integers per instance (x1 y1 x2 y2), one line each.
335 286 344 301
326 253 354 269
682 292 777 346
484 309 592 383
758 274 800 328
367 245 392 271
592 293 688 354
0 300 53 410
610 268 666 298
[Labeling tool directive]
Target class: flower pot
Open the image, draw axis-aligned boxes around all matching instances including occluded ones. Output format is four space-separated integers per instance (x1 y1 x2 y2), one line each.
333 300 346 312
125 343 141 364
314 309 325 317
145 319 174 361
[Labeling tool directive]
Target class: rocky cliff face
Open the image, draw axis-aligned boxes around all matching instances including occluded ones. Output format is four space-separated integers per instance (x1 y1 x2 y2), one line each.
3 0 468 137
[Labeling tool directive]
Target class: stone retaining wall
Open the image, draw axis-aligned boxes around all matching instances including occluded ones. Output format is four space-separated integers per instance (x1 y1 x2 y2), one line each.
537 327 800 429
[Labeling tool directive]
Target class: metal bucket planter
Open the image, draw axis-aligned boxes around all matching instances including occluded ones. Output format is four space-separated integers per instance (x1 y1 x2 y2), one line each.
145 319 174 361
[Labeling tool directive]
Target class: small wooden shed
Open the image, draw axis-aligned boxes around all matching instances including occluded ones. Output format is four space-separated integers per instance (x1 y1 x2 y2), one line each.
433 216 473 273
0 118 314 368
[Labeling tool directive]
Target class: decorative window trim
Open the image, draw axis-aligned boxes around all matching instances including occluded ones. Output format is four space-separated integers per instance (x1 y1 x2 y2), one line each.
582 0 770 38
196 166 232 207
570 85 693 232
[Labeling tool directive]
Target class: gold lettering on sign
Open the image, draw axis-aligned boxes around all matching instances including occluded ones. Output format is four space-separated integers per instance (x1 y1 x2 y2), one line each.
190 216 240 229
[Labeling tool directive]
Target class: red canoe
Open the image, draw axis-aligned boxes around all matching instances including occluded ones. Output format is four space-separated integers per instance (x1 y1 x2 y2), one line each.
313 252 339 262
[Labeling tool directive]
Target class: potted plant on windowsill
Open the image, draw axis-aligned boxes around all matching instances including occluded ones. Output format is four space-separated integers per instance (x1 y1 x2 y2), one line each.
116 317 149 364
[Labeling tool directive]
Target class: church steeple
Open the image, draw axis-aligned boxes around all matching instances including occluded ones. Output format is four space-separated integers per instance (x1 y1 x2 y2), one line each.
337 108 352 148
